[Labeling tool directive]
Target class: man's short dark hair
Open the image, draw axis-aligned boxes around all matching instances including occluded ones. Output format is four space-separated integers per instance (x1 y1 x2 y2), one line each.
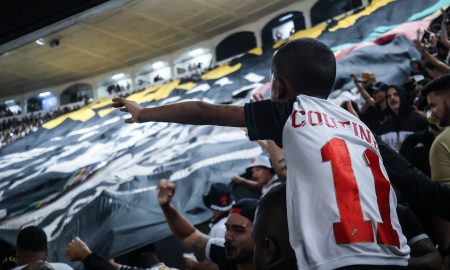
17 226 47 252
422 73 450 97
272 38 336 99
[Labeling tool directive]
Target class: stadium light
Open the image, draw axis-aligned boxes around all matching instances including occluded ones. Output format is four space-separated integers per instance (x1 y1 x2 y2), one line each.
189 48 203 57
279 14 293 22
112 73 124 80
38 92 52 97
152 61 165 69
35 38 45 46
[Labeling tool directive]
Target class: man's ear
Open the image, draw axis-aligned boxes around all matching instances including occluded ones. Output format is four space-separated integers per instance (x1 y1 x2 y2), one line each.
264 237 279 265
273 78 287 100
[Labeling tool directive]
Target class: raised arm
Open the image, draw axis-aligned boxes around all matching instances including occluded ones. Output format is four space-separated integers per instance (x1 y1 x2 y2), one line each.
414 36 450 75
440 9 450 50
257 140 287 182
158 179 210 261
350 74 375 113
112 97 245 127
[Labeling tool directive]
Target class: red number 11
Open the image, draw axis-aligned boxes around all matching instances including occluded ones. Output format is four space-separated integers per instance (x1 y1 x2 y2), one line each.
321 138 400 247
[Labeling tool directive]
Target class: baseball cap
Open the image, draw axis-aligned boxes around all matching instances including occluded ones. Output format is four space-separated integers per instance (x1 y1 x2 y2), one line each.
247 156 272 170
203 183 235 212
230 198 259 223
373 82 389 93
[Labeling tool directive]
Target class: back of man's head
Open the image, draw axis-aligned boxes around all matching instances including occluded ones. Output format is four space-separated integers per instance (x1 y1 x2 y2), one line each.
422 73 450 97
16 226 48 265
17 227 47 252
272 38 336 99
253 184 296 270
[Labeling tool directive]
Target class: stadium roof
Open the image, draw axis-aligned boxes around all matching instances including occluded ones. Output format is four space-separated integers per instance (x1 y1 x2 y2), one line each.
0 0 298 98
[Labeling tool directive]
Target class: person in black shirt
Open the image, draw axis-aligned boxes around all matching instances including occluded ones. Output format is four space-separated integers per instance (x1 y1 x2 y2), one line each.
379 85 428 151
399 123 443 177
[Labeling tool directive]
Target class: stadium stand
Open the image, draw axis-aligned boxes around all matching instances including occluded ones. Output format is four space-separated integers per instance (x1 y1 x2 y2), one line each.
1 0 450 269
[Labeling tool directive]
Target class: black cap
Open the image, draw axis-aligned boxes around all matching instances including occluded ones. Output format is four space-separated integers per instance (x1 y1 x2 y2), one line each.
203 183 234 212
230 198 259 223
17 226 47 251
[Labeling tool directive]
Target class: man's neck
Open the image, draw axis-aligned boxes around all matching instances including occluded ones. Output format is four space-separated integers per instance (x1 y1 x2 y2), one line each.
238 260 256 270
17 253 47 266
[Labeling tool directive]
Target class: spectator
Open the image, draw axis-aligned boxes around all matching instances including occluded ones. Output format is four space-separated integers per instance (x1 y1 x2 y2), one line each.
379 85 428 151
422 74 450 268
422 74 450 183
113 38 410 269
231 156 280 197
400 122 443 177
353 77 390 134
253 184 297 270
12 226 72 270
157 179 257 270
202 183 234 238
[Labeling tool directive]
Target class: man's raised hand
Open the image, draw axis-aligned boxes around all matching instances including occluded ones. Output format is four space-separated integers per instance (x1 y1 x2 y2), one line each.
112 97 142 123
157 179 176 207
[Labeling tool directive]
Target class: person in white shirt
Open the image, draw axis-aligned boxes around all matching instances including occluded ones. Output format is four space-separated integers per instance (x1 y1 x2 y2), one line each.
112 38 410 269
231 156 280 197
12 226 73 270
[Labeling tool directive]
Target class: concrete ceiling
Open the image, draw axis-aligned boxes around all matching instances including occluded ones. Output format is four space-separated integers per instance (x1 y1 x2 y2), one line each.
0 0 299 98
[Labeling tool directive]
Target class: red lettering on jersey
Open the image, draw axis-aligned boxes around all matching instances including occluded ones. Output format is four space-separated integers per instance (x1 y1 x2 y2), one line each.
322 138 374 244
352 122 359 137
338 121 350 128
322 138 400 248
308 111 323 126
292 110 306 128
359 125 372 145
323 113 337 128
364 149 400 248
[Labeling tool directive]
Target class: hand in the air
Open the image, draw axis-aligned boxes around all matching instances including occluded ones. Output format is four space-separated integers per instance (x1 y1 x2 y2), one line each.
157 179 176 207
64 237 92 262
112 97 142 123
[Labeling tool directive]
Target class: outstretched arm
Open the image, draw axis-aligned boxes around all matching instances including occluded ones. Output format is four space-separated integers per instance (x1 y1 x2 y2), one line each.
112 97 245 127
158 179 210 261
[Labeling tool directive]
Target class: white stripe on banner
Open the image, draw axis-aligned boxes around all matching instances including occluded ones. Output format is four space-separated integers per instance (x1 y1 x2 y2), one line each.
109 146 262 196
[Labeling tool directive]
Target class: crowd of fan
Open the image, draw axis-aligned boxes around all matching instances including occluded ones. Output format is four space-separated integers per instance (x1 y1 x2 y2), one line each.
2 9 450 270
0 106 81 149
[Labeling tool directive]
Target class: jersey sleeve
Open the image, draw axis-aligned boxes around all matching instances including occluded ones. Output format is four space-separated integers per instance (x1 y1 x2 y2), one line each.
244 99 295 148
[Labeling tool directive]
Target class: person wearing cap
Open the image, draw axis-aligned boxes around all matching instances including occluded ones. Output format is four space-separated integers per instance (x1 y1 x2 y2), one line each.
157 179 257 270
202 183 234 239
12 226 73 270
231 156 280 197
351 73 390 134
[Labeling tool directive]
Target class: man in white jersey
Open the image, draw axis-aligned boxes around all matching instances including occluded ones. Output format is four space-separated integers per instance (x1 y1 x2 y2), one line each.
112 38 410 269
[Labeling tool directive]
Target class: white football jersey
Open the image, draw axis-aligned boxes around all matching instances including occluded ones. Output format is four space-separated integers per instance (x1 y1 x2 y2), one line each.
245 95 410 270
